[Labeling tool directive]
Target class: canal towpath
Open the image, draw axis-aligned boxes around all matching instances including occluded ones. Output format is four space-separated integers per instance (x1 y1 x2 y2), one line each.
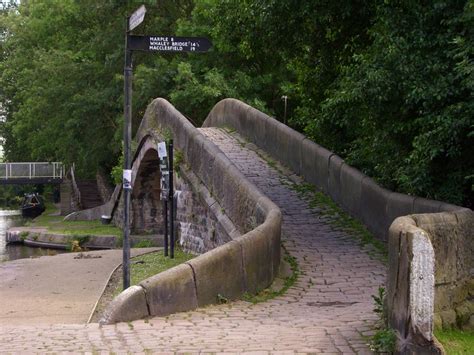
0 248 158 326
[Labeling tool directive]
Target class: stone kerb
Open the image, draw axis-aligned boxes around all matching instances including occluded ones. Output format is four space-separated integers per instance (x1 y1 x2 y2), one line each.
101 98 282 324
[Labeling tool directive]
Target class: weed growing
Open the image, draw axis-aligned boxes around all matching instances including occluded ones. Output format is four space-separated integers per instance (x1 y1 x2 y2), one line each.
368 286 396 353
242 245 299 304
289 182 387 262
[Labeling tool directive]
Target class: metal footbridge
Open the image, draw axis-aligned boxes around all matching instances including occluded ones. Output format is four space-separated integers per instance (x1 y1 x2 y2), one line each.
0 162 64 184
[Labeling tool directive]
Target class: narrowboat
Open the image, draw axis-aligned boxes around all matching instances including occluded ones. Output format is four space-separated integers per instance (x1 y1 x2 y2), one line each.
20 193 45 218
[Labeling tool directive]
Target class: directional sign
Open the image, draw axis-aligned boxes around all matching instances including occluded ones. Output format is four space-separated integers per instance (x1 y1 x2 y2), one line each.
128 35 212 53
128 5 146 32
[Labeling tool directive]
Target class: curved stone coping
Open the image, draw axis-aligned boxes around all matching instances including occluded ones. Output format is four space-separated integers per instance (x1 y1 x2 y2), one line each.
100 98 282 324
204 98 469 241
6 227 117 249
100 209 281 324
6 227 161 250
387 209 473 353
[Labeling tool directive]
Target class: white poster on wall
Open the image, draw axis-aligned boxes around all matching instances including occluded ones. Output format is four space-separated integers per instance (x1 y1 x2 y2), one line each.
157 142 167 159
123 169 132 190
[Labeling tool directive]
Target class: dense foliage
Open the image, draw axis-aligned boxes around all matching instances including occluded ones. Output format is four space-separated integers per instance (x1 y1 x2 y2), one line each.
0 0 472 207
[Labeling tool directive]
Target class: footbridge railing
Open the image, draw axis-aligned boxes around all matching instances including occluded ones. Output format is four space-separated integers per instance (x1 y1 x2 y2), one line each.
0 162 65 184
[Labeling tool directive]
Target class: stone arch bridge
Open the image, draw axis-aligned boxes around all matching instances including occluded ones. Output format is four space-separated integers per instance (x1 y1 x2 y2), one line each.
64 98 472 353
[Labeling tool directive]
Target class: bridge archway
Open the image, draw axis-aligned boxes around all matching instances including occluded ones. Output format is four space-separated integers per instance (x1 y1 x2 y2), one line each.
131 138 163 235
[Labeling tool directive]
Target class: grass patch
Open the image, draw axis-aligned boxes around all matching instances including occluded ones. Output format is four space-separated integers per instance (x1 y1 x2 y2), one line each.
27 205 121 237
133 239 154 248
243 246 299 304
113 248 195 296
435 329 474 354
289 182 387 262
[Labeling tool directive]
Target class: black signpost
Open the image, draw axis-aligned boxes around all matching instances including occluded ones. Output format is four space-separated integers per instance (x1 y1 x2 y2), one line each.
122 5 212 289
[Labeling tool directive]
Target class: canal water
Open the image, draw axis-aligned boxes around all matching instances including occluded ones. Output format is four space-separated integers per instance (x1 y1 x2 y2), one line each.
0 210 62 262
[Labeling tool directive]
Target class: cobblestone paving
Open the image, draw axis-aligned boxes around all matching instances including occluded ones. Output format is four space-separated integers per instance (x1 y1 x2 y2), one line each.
0 128 386 354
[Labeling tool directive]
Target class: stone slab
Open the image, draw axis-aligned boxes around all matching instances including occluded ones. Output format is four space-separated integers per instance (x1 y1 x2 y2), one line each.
300 138 331 193
339 163 365 218
238 229 273 294
360 177 391 241
188 240 245 307
100 285 149 324
140 264 198 317
328 155 344 207
386 192 415 226
413 197 442 214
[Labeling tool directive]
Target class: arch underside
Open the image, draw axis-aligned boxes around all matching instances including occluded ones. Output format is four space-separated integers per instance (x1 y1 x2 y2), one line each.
131 148 163 234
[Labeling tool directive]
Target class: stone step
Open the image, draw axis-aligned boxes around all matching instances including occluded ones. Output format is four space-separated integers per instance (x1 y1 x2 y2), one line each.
77 179 103 209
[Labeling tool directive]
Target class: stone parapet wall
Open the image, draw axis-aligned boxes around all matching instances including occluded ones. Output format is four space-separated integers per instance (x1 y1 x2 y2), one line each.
59 178 75 216
387 210 473 353
203 98 465 242
60 170 82 216
101 99 281 324
96 170 114 203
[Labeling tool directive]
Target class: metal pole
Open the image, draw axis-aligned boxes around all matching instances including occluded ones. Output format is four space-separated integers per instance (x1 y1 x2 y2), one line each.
282 95 288 125
123 21 132 290
169 140 174 259
164 199 168 256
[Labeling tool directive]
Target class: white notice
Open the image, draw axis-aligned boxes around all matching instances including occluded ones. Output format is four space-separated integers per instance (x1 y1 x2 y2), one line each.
123 169 132 189
157 142 168 158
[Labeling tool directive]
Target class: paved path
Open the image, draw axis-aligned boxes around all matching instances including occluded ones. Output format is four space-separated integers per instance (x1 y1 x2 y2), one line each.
0 248 158 326
0 128 386 353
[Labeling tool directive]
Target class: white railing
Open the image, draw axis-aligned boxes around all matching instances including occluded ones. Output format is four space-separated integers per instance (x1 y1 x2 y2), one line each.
0 162 64 180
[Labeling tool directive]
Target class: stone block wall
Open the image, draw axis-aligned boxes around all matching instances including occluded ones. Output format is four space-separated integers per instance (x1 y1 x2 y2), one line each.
412 211 474 330
111 132 237 255
175 170 233 254
387 210 473 353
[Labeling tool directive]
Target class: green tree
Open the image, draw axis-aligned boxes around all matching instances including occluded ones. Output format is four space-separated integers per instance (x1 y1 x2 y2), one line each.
0 0 126 176
320 0 474 206
0 0 195 176
1 0 471 207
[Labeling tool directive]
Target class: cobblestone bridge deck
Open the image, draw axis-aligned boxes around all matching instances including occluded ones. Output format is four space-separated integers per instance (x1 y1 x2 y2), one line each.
0 128 386 353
